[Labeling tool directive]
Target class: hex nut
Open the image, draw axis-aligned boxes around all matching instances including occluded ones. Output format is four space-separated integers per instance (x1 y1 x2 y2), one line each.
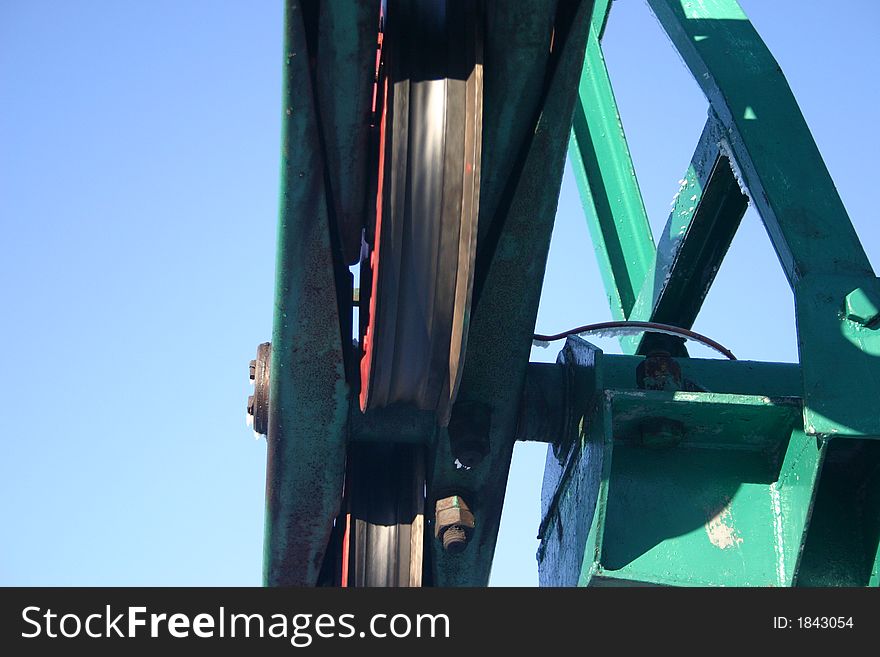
844 287 880 328
434 495 475 553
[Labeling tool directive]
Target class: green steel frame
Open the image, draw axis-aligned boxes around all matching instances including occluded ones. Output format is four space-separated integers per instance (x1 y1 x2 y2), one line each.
264 0 879 588
263 1 377 586
263 0 596 586
547 0 880 586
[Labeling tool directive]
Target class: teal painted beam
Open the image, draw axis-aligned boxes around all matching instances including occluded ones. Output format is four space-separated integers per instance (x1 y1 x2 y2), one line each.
429 0 594 587
599 352 802 397
313 1 382 265
796 440 880 586
868 462 880 586
568 15 654 325
537 338 825 587
537 339 610 586
648 0 880 440
775 429 827 585
625 115 748 354
590 0 611 37
478 1 557 250
795 274 880 438
647 0 873 285
263 0 351 586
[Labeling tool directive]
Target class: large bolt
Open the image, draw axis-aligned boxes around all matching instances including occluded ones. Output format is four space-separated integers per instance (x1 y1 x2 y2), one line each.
636 350 682 391
247 342 271 436
636 350 685 447
434 495 475 554
844 287 880 328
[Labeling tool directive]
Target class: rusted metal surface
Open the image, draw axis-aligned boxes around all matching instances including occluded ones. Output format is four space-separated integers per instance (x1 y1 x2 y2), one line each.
636 351 685 446
636 351 682 392
263 0 351 587
428 0 595 586
435 495 476 555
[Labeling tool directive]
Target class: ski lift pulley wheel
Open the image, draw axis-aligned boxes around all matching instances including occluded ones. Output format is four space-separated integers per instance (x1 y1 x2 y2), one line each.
344 0 484 587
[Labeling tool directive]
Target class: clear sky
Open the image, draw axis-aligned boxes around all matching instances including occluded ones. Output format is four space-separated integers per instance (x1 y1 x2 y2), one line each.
2 1 878 586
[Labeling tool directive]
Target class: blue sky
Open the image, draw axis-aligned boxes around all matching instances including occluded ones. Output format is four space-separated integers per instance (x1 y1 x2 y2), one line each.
2 1 878 586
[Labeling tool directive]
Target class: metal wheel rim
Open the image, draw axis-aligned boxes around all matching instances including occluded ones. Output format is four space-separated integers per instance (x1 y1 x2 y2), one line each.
359 0 483 425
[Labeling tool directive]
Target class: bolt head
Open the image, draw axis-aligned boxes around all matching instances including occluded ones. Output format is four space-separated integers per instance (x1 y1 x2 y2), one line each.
637 351 682 391
844 287 880 327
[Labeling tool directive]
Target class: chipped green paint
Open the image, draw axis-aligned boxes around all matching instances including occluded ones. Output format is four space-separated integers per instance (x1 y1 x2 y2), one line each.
538 339 841 586
429 0 595 587
623 116 747 355
551 0 880 586
263 1 351 587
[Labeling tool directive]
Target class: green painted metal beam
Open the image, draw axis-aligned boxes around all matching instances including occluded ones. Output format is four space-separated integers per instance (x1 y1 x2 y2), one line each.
796 440 880 586
795 275 880 438
624 115 748 355
478 0 557 251
596 426 813 587
312 1 381 265
541 0 880 588
599 351 802 397
428 0 594 587
590 0 611 37
263 0 351 586
646 0 880 440
647 0 872 285
775 428 828 585
536 340 609 587
537 338 880 586
568 2 654 325
538 338 834 587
